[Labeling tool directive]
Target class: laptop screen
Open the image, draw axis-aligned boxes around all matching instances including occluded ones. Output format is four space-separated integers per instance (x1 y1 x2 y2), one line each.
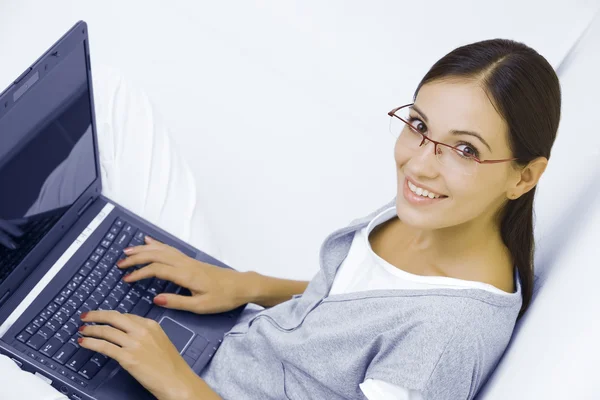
0 41 97 282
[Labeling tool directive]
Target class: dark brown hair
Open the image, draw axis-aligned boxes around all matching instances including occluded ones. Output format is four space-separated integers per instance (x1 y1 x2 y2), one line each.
414 39 561 320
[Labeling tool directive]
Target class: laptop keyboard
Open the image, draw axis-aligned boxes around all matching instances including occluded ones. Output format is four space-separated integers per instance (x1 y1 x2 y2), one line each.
12 216 169 386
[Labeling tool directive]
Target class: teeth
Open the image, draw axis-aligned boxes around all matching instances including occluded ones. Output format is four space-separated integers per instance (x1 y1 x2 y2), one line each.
408 181 442 199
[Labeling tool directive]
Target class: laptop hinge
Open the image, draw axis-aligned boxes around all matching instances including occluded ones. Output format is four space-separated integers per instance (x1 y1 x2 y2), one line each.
77 196 96 216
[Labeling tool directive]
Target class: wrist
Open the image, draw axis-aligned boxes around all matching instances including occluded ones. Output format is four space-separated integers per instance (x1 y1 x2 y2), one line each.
237 271 262 305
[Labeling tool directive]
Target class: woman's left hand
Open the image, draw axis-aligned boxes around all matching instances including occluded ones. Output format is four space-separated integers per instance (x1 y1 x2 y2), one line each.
78 310 203 400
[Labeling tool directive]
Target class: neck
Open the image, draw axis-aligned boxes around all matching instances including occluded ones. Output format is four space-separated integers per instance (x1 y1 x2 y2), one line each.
384 210 511 281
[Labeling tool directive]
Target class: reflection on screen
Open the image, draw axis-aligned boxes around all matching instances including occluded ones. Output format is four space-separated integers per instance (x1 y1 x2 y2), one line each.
0 42 97 283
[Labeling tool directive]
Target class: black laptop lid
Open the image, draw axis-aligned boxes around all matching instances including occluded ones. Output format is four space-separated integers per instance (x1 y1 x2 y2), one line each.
0 21 102 302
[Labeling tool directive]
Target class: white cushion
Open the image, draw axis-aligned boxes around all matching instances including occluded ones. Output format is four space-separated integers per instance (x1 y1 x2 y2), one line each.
92 65 222 261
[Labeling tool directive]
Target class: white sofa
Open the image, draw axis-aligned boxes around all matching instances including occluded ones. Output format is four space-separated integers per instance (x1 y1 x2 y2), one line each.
1 2 600 399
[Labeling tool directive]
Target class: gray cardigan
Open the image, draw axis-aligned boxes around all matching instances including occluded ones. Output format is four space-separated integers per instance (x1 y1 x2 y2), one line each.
200 197 522 399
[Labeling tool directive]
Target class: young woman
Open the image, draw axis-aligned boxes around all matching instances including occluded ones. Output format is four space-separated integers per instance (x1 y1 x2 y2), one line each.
76 38 560 400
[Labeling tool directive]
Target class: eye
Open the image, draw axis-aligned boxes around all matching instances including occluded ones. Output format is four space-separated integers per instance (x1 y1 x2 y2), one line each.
455 143 479 159
407 116 427 134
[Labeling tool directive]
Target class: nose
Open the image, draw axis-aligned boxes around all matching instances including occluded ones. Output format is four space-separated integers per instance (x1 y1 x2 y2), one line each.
406 139 441 178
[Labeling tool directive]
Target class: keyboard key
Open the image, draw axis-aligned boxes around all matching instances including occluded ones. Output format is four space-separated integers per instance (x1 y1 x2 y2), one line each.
155 279 168 291
110 287 125 302
104 232 116 242
90 253 101 263
114 218 124 228
47 303 59 313
115 232 131 248
79 282 94 294
61 304 76 317
98 283 111 297
26 333 46 350
123 224 136 235
44 318 61 333
102 252 117 264
53 310 68 325
103 274 118 289
116 305 129 314
109 226 120 235
25 322 40 335
130 298 152 317
90 290 106 304
101 239 112 248
67 298 81 309
39 308 54 321
108 246 121 256
53 294 67 306
73 288 89 302
67 278 83 293
118 301 134 313
103 296 119 309
53 343 78 364
54 329 70 343
134 231 146 241
33 316 45 327
95 247 106 257
79 264 93 277
16 331 31 343
135 279 152 290
79 359 101 380
91 352 109 367
37 326 54 339
40 337 63 357
83 299 99 311
66 348 94 372
63 320 79 336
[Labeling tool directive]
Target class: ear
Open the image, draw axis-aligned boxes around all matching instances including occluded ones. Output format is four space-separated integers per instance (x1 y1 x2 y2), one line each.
508 157 548 199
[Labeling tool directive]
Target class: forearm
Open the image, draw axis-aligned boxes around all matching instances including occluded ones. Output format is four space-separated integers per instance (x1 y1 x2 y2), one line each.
164 369 222 400
243 271 309 308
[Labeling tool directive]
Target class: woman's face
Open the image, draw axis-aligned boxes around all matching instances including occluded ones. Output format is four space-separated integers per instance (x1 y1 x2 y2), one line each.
394 79 517 230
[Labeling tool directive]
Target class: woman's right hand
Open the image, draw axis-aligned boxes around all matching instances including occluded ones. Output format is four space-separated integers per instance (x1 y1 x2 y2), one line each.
116 236 251 314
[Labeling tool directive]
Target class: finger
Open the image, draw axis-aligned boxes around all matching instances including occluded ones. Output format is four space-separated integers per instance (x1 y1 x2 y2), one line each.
122 243 152 256
117 249 177 269
0 220 24 237
152 293 199 311
144 236 162 245
123 263 192 287
0 231 17 250
79 323 134 348
78 336 123 363
81 310 142 334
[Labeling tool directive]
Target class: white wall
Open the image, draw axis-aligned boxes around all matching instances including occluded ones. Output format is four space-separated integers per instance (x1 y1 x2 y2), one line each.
0 0 597 283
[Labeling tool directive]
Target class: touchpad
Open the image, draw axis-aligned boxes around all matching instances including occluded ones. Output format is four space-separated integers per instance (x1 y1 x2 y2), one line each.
159 317 194 353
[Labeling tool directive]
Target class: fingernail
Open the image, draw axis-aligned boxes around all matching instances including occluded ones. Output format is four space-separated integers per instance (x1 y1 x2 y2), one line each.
80 312 88 320
78 325 86 332
116 259 124 266
77 338 84 344
123 247 133 254
154 295 167 306
145 236 153 242
123 274 132 281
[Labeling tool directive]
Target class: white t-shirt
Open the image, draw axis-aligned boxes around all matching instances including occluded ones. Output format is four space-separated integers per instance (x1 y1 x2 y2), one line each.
329 206 514 400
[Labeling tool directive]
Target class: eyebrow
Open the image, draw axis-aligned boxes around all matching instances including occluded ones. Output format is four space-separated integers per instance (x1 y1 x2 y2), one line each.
411 104 492 153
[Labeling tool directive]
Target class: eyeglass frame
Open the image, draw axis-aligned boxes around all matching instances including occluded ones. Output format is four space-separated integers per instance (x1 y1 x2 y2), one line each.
388 103 518 165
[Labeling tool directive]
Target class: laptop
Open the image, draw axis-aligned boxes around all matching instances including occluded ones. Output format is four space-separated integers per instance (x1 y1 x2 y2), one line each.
0 21 245 400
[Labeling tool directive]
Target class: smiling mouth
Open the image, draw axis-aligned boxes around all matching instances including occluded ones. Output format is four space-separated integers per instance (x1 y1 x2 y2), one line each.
406 180 447 199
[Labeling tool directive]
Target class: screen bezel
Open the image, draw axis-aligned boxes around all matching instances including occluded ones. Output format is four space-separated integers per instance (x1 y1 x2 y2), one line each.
0 21 103 300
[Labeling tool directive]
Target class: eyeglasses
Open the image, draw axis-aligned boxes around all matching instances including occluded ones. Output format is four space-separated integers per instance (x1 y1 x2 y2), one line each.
388 103 518 176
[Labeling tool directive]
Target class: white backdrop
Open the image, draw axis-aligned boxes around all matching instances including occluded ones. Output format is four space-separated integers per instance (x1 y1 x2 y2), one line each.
3 2 600 399
1 0 598 281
